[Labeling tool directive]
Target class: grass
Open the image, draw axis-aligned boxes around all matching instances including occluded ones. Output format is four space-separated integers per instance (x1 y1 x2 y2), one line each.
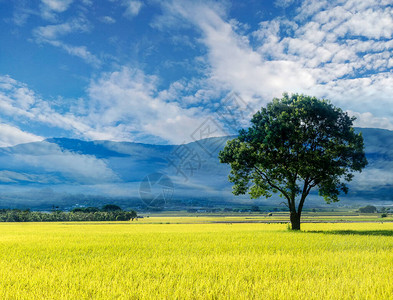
1 220 393 299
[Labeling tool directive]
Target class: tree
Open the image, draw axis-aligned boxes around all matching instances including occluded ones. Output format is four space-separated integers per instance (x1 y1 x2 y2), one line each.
71 207 100 213
358 205 377 213
102 204 122 212
251 205 260 212
219 94 367 230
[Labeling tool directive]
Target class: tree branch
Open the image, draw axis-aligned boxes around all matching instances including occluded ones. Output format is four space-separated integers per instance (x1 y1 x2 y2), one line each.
297 177 314 217
254 166 293 210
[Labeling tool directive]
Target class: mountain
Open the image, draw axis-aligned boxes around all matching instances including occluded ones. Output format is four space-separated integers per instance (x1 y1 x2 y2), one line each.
0 128 392 210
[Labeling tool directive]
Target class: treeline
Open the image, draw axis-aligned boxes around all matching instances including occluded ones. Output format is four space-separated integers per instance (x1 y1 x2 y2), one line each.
0 205 137 222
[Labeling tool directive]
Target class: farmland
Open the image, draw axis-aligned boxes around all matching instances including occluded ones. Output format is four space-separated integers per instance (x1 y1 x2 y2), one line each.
1 218 393 299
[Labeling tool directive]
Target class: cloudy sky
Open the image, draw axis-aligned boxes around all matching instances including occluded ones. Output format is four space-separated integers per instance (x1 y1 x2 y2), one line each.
1 0 392 147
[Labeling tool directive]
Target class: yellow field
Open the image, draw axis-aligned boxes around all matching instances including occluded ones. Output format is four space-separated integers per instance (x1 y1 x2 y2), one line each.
1 220 393 299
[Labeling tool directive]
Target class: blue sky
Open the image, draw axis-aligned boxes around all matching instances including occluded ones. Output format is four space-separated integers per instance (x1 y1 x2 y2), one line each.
0 0 393 147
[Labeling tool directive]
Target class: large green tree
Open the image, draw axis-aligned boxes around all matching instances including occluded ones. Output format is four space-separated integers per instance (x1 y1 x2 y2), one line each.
219 94 367 230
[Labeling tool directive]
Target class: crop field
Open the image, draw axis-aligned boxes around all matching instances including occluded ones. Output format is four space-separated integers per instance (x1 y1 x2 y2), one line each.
139 211 393 223
1 219 393 299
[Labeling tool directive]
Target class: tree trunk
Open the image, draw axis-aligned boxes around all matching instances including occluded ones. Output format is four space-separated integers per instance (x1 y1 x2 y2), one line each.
290 211 301 230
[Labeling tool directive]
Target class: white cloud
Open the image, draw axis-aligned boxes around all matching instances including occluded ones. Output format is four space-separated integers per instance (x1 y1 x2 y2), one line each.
0 75 93 140
40 0 74 20
0 171 56 184
156 0 393 130
122 0 143 18
2 141 120 184
0 124 43 147
86 67 206 143
348 111 393 131
274 0 296 8
33 18 89 40
12 9 32 26
16 149 119 184
3 0 393 145
0 76 38 118
310 0 393 39
100 16 116 24
47 40 101 66
309 73 393 120
81 0 93 6
41 0 73 12
0 70 213 145
33 18 100 66
352 167 393 190
157 0 315 105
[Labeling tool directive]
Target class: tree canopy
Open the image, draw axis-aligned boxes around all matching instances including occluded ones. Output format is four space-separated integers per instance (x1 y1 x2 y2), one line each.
219 94 368 230
102 204 122 212
358 205 377 213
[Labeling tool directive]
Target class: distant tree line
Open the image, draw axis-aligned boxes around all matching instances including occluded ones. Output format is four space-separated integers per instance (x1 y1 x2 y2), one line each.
357 205 391 214
0 205 137 222
357 205 377 213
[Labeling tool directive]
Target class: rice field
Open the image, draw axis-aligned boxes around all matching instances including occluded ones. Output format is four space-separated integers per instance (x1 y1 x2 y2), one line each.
1 219 393 299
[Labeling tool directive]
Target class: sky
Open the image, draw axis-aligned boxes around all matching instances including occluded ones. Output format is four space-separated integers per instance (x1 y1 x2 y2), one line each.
0 0 393 147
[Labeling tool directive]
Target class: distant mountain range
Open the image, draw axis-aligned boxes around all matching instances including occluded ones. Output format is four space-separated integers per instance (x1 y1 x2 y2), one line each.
0 128 392 210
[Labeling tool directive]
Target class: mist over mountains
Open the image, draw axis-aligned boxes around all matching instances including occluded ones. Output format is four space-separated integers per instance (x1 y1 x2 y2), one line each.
0 128 392 210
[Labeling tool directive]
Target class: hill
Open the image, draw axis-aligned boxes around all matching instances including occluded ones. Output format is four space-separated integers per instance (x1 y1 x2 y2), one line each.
0 128 392 210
